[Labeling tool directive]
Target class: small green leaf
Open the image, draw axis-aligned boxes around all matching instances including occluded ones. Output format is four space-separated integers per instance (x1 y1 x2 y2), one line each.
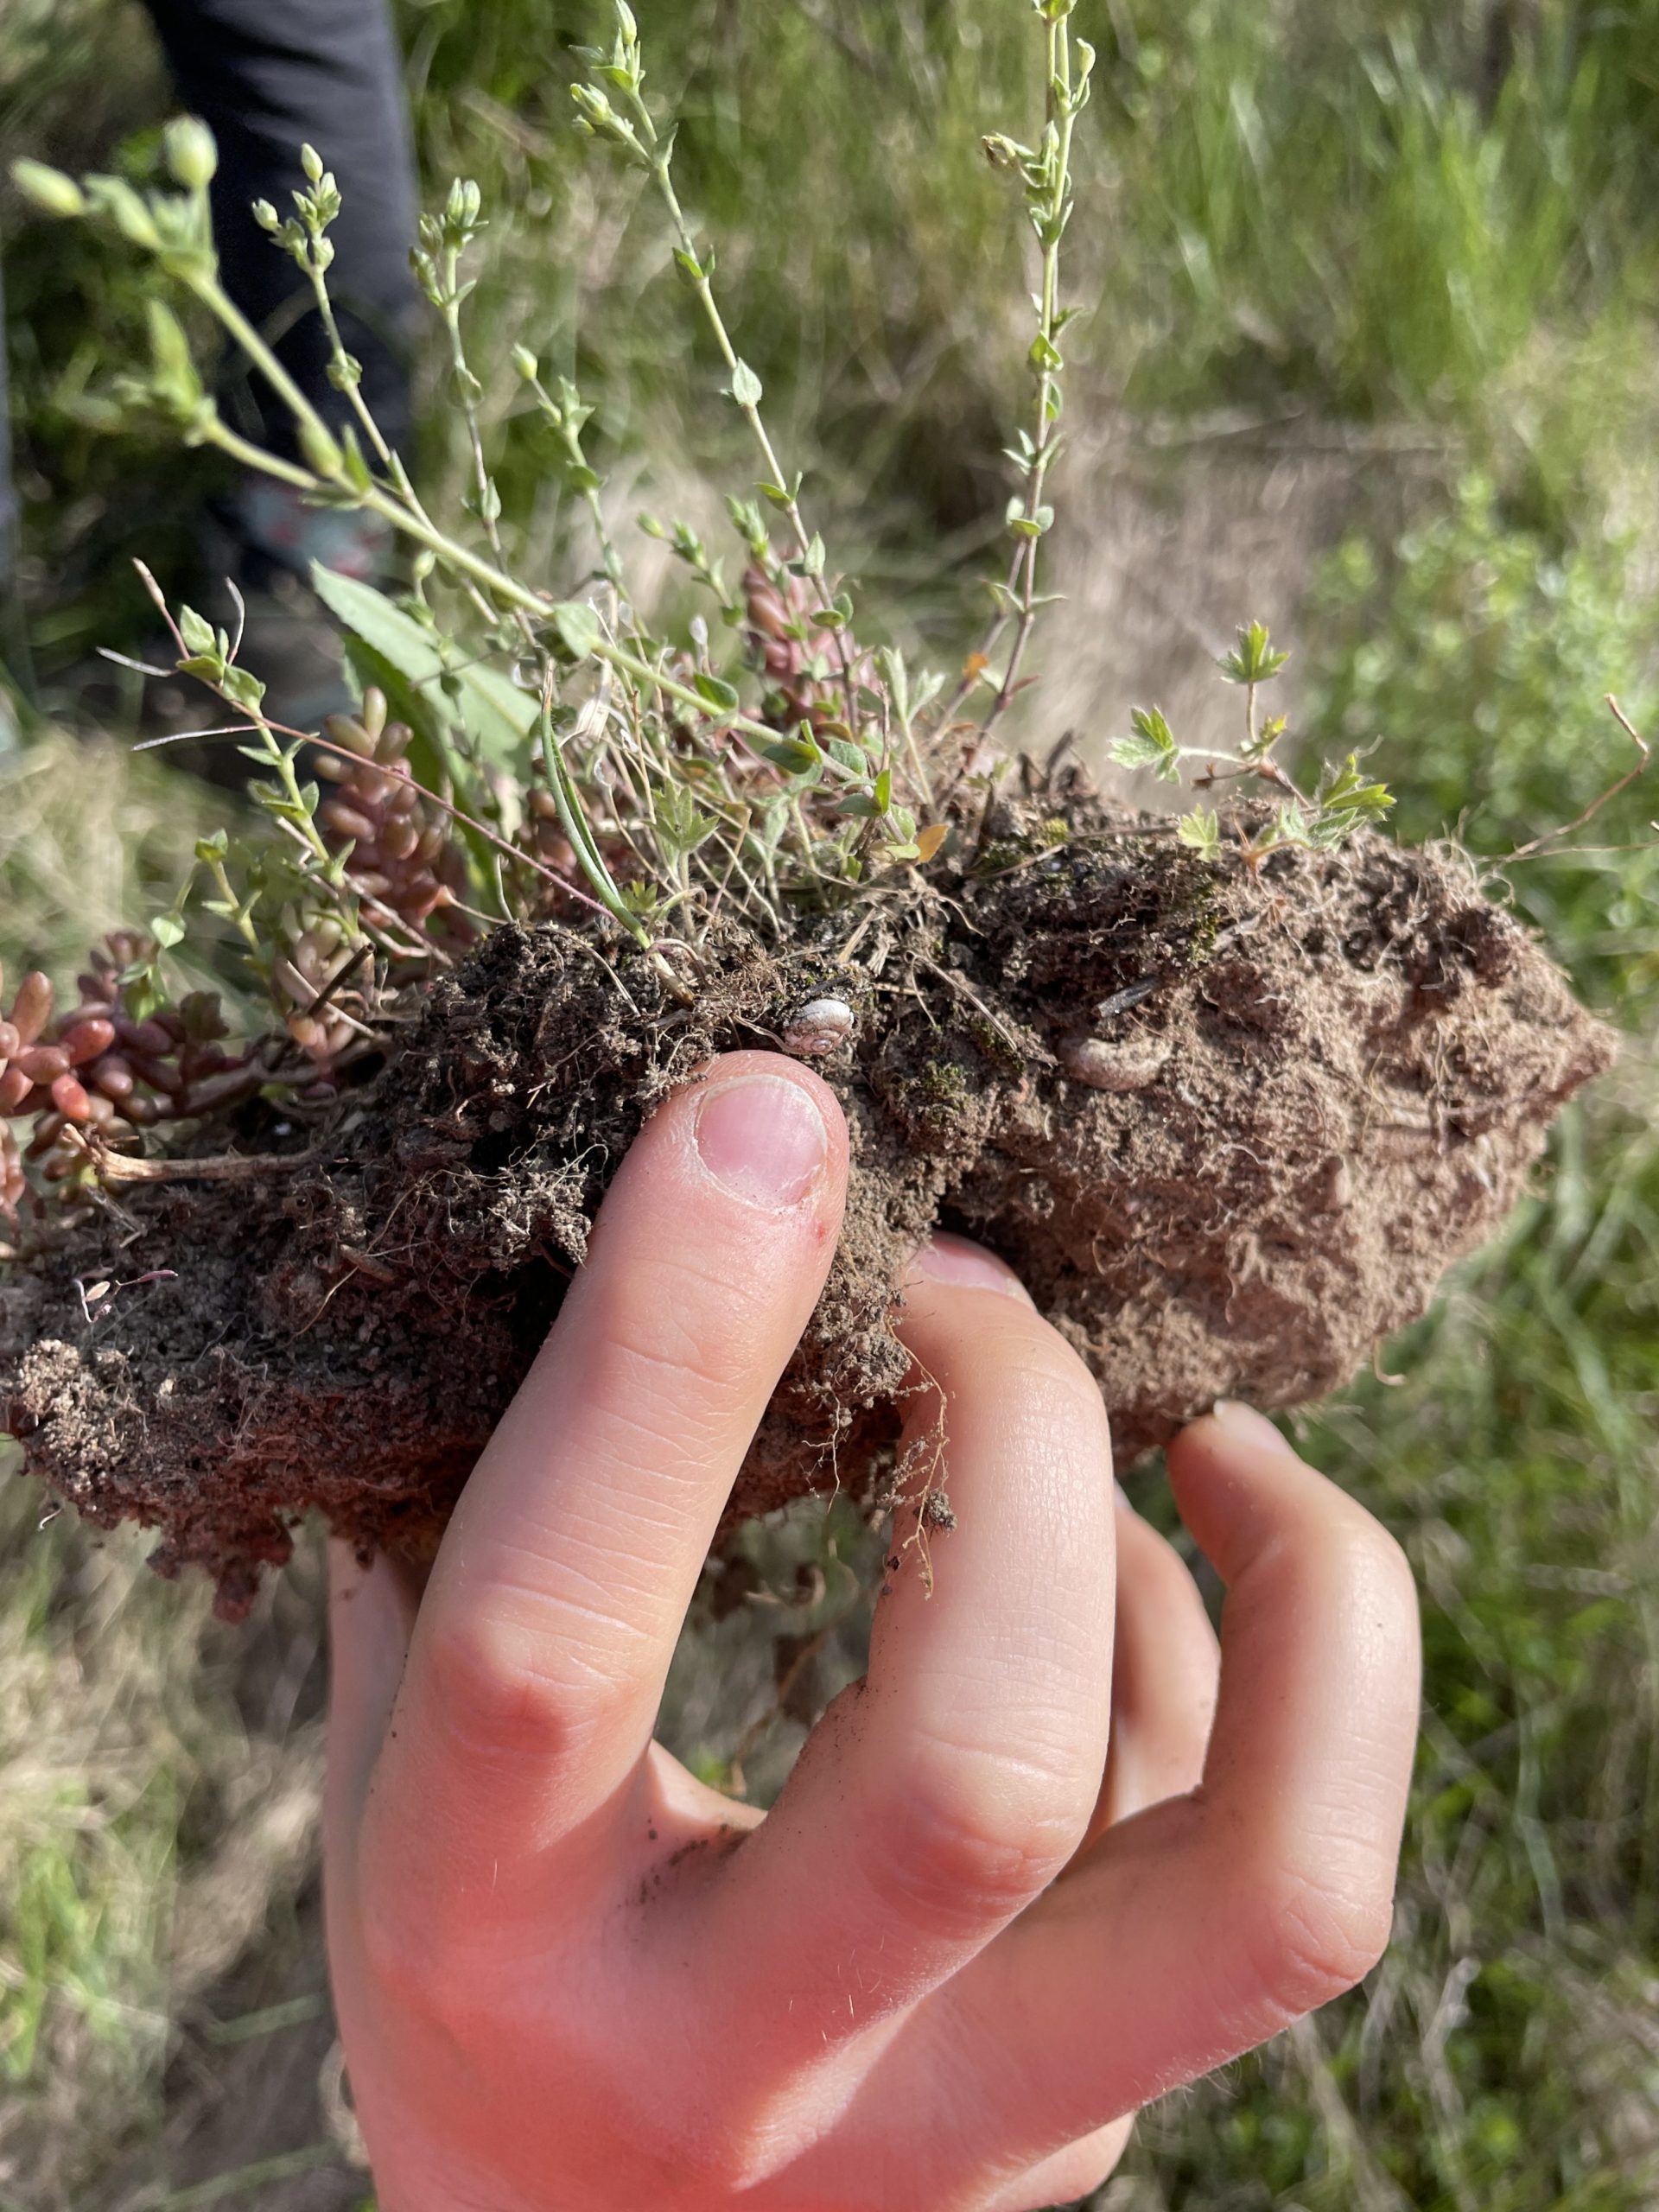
219 664 267 713
177 604 218 658
728 359 763 408
1108 705 1181 782
1309 753 1395 847
550 601 601 661
149 913 187 949
758 733 819 772
298 416 343 480
340 425 374 494
1176 808 1222 861
1219 619 1291 687
692 671 741 715
310 565 535 768
1260 801 1313 850
146 299 202 413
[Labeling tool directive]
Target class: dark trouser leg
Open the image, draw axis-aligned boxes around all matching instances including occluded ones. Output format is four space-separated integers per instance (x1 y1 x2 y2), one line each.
0 254 16 595
139 0 421 467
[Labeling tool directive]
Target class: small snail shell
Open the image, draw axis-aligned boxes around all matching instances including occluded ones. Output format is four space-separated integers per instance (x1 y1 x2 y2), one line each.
782 996 855 1057
1059 1032 1172 1092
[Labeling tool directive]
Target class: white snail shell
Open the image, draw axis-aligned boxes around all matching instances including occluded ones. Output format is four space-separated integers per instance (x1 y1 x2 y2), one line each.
782 996 856 1057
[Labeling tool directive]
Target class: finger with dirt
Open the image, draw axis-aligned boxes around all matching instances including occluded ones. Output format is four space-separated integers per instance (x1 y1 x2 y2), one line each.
876 1401 1421 2176
683 1231 1118 2053
351 1049 848 1909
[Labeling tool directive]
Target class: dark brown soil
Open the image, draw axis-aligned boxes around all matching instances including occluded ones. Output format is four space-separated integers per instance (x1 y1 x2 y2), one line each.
0 780 1616 1615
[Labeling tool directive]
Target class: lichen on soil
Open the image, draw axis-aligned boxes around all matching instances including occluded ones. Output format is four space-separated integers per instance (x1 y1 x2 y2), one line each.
0 774 1616 1616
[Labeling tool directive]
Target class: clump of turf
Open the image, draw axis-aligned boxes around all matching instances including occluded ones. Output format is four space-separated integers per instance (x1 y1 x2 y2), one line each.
0 777 1612 1615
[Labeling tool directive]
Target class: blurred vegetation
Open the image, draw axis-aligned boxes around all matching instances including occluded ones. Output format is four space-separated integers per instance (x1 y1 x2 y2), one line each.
2 0 1658 2207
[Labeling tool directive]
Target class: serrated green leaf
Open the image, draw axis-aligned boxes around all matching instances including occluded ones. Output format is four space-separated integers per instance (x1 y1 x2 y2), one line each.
1220 619 1291 686
1109 705 1181 782
1176 808 1222 860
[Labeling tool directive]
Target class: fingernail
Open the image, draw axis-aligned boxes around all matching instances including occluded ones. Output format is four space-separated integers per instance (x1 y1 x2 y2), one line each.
694 1074 828 1209
910 1231 1033 1302
1211 1399 1299 1457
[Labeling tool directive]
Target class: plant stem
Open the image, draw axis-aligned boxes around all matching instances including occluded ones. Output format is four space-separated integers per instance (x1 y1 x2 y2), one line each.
527 372 626 588
618 81 862 724
199 416 316 492
304 262 396 473
983 10 1078 734
179 270 336 463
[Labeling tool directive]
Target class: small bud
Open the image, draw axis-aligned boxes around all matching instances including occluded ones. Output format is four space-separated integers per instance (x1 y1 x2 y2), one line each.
252 198 280 232
512 343 539 381
301 143 325 187
298 416 344 480
445 176 482 237
572 82 612 126
10 160 87 219
163 116 219 192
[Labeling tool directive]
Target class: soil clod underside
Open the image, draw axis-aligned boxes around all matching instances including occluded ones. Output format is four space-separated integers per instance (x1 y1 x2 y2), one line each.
1 788 1615 1615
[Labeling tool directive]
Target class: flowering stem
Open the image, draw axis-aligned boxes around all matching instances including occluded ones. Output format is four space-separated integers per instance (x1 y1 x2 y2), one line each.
611 73 861 723
975 1 1090 737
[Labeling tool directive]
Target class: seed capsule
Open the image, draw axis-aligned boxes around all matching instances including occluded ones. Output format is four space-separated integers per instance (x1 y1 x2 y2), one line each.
782 996 855 1057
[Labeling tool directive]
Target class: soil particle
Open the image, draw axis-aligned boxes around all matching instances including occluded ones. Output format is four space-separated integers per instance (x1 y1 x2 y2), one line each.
0 783 1615 1614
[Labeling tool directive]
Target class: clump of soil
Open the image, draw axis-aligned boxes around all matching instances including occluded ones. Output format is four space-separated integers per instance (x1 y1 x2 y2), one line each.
0 779 1615 1615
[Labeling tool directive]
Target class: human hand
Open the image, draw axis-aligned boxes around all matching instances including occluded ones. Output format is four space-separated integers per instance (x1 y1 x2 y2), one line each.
325 1051 1421 2211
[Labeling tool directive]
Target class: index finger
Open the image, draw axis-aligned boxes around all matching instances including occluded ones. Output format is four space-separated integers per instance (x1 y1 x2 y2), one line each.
359 1051 849 1893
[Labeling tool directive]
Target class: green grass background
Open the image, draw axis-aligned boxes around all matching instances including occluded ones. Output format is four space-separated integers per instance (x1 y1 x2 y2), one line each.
2 1 1657 2205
